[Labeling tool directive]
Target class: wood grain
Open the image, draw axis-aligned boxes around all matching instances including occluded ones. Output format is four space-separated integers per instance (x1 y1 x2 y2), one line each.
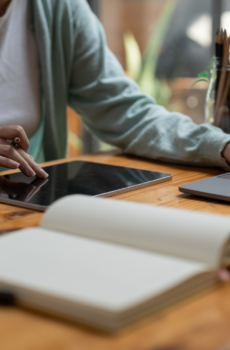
0 152 230 350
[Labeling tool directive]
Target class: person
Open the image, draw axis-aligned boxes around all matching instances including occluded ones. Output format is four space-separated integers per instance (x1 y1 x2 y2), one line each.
1 0 230 179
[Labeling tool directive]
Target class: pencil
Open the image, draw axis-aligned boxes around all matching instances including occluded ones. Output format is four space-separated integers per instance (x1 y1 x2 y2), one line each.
214 30 229 125
214 29 223 108
219 36 230 119
12 137 20 147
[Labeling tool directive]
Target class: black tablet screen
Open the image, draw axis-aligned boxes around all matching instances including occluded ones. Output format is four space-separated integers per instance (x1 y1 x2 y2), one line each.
0 161 171 210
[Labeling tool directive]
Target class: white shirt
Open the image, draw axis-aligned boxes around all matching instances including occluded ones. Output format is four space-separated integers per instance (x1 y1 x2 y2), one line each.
0 0 41 139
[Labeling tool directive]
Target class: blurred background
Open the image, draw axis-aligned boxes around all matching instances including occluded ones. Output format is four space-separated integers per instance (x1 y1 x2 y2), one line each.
67 0 230 157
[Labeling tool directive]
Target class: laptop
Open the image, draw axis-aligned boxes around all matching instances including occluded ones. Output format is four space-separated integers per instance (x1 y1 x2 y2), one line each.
179 172 230 202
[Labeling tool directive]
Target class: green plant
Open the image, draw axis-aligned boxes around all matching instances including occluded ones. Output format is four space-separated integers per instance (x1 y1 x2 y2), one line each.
190 58 214 88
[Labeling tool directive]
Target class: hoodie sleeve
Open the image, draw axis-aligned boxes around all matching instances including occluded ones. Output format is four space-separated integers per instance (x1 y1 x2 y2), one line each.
68 0 230 169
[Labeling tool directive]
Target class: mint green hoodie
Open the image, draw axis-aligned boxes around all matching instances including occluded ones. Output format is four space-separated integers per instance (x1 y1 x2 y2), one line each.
28 0 230 169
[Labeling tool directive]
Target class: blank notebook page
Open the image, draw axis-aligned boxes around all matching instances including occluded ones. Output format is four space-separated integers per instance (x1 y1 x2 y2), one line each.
0 229 207 312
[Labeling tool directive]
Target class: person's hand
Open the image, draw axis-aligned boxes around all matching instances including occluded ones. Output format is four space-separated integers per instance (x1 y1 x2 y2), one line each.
0 126 48 178
218 268 230 282
222 142 230 164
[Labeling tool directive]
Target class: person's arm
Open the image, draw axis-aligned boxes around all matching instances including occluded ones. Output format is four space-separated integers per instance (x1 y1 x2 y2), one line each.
68 0 230 169
0 126 48 178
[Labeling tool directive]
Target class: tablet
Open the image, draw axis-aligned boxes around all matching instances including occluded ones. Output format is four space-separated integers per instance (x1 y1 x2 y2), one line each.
0 161 172 211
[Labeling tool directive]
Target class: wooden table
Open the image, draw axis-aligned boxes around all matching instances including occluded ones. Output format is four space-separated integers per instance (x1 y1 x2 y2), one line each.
1 152 230 350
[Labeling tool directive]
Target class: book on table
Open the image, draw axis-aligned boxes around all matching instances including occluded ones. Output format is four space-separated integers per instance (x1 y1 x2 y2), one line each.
0 195 230 331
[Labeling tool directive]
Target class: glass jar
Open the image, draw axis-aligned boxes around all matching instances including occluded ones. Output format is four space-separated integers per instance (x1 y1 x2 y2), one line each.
206 58 230 133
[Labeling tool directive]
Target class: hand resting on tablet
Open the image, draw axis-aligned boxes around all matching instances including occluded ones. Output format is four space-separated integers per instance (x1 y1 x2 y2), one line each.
0 126 48 178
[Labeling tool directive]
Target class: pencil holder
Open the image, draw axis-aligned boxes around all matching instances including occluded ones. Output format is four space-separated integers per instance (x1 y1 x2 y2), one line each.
206 58 230 133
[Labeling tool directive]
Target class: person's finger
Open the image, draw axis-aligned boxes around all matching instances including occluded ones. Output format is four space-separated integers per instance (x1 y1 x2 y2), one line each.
0 140 47 178
17 148 49 178
0 126 30 152
0 144 36 177
0 155 20 169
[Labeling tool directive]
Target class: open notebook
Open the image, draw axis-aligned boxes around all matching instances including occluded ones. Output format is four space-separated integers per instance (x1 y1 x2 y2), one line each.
0 195 230 331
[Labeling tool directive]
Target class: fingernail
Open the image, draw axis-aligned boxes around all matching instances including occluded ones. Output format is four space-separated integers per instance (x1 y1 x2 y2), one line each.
27 167 36 177
9 161 20 169
37 168 49 179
